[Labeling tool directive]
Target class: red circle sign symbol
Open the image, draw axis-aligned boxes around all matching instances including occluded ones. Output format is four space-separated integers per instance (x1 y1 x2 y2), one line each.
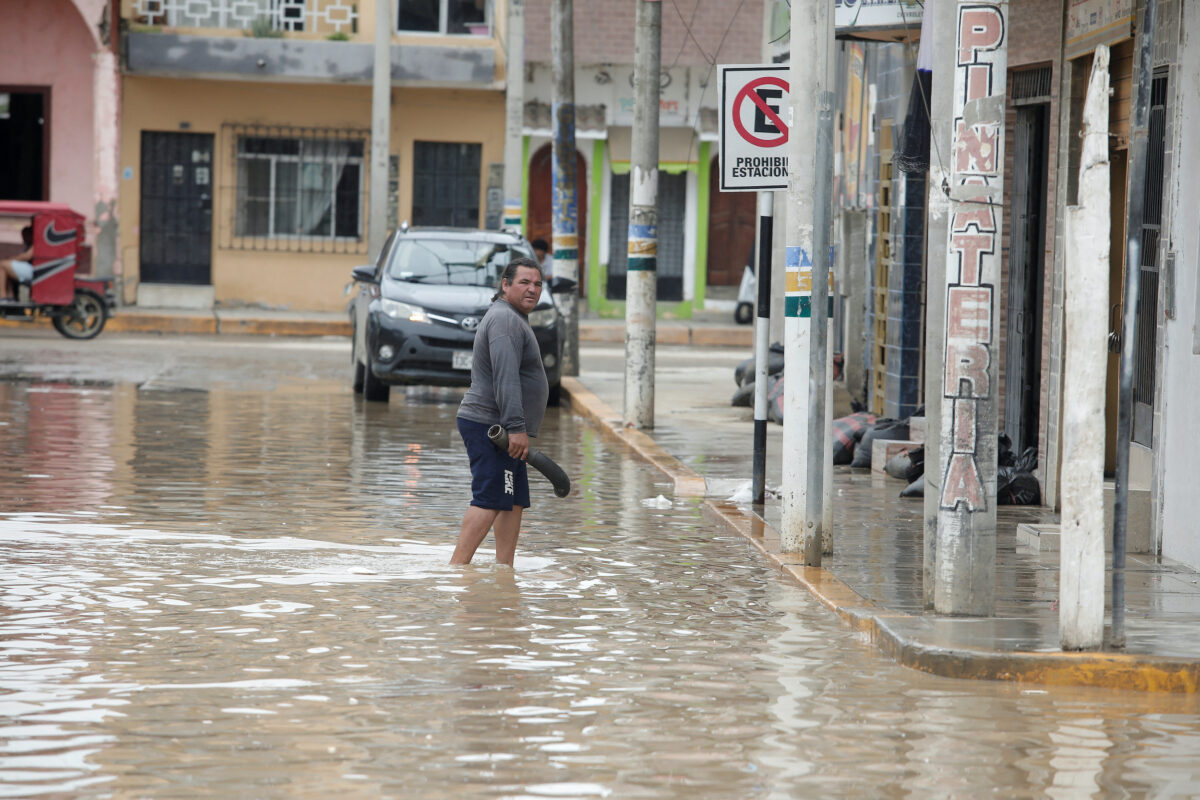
732 76 790 148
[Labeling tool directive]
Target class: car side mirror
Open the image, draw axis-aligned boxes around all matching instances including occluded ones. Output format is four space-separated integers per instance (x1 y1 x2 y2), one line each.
351 265 378 284
549 276 577 294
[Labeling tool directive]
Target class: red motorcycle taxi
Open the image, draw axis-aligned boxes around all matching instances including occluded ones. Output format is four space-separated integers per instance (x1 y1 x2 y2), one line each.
0 201 115 339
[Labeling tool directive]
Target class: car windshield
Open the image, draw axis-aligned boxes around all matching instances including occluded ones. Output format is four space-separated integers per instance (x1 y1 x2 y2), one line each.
386 238 535 287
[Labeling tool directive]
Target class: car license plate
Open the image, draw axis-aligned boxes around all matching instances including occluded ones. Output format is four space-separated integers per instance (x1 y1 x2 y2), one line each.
452 350 473 370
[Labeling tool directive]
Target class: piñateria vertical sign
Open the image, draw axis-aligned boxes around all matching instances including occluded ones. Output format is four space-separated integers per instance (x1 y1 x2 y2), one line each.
936 1 1007 615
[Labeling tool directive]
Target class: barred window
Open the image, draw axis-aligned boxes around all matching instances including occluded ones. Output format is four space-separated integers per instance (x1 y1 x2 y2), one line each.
223 125 368 253
398 0 489 35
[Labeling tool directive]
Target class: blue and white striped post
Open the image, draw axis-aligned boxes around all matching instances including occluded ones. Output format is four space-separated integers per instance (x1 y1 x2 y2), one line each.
782 0 834 563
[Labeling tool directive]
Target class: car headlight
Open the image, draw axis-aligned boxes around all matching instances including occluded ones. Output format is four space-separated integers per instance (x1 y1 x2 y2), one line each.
380 298 429 323
528 307 557 328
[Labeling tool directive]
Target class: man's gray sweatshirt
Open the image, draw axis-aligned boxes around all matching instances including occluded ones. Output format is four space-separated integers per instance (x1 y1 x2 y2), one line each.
457 298 549 436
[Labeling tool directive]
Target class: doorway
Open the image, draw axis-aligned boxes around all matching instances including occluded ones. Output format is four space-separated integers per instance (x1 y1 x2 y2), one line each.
706 156 757 288
607 171 686 302
528 143 588 294
140 131 214 285
0 88 48 201
1004 100 1049 455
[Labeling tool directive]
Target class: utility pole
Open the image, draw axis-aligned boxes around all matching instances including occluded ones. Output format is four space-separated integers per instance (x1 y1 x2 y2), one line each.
922 0 957 609
1060 46 1110 651
781 0 833 563
624 0 661 430
368 0 392 264
933 1 1008 616
502 0 525 232
551 0 579 376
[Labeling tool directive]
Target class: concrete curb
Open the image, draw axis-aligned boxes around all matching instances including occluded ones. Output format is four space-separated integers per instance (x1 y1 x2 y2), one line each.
561 376 1200 694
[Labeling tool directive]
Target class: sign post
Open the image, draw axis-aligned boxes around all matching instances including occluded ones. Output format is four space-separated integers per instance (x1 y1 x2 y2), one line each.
719 65 790 504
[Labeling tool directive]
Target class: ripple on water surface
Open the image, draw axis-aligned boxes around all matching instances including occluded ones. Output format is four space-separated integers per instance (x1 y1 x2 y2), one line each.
1 379 1199 798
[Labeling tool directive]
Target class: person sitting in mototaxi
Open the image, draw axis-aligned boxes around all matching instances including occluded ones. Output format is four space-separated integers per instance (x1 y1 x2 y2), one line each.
1 226 34 301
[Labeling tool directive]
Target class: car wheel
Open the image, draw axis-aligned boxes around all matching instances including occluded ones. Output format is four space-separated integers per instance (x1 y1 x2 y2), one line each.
363 364 390 403
547 383 562 407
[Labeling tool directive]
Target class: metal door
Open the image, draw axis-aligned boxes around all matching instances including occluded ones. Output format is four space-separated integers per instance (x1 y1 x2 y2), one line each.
1003 104 1048 453
140 132 213 285
607 172 685 302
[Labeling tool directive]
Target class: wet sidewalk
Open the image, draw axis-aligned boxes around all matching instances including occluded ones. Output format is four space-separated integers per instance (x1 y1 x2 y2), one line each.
565 343 1200 694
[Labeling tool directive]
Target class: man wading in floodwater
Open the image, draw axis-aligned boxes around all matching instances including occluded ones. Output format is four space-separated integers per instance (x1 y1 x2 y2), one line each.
452 257 549 566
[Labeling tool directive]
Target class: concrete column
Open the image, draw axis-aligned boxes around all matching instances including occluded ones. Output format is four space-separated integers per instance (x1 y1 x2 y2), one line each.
93 48 120 282
368 0 392 263
623 0 661 430
502 0 525 231
781 0 833 562
933 1 1008 616
551 0 579 375
1060 46 1111 651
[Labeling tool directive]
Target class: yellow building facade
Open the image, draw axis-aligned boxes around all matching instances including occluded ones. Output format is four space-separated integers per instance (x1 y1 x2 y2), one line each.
118 0 509 312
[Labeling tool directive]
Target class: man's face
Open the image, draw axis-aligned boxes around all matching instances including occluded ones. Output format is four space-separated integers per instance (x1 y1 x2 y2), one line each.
502 266 543 314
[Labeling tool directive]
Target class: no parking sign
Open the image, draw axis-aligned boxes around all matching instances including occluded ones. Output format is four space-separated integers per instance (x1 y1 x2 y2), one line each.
718 65 791 192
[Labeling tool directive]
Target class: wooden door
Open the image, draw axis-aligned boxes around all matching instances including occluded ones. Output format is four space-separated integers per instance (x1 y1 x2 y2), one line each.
528 144 587 294
706 158 757 286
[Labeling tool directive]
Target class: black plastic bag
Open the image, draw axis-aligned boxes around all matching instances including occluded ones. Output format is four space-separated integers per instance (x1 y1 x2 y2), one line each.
997 471 1041 505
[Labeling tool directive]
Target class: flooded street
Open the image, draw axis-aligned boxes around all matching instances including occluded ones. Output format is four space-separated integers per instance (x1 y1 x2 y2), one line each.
2 333 1199 798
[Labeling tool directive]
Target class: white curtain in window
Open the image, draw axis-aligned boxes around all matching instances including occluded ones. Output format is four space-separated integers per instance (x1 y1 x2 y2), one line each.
296 141 353 236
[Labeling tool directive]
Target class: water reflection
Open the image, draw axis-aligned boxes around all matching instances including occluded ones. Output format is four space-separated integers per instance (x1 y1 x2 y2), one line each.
0 374 1198 797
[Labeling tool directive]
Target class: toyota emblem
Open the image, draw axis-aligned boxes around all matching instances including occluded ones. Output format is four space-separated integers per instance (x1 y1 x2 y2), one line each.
461 316 481 331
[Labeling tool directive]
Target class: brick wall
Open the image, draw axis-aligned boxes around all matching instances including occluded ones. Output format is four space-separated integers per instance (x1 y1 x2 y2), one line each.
523 0 764 66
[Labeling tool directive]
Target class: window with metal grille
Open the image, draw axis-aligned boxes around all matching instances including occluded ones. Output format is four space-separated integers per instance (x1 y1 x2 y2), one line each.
412 141 481 228
398 0 490 34
222 125 367 253
1011 66 1053 105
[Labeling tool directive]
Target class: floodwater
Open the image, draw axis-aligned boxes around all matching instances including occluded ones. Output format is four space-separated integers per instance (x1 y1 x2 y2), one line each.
1 335 1199 799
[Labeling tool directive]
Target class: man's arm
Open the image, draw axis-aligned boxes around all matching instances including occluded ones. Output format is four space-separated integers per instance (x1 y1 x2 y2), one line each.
487 319 528 460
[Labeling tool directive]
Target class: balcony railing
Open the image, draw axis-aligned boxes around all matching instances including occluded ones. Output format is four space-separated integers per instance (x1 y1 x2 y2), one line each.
131 0 358 35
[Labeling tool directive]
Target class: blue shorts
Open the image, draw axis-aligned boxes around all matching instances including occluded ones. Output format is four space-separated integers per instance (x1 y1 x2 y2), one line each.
457 417 530 510
11 261 32 283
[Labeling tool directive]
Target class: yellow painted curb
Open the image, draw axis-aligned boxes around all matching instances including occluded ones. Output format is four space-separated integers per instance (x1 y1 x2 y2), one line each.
107 314 218 335
217 318 351 337
562 377 707 497
562 380 1200 694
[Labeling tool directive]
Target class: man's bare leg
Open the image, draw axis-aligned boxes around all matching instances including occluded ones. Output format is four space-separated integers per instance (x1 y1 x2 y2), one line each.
493 506 524 566
450 505 499 565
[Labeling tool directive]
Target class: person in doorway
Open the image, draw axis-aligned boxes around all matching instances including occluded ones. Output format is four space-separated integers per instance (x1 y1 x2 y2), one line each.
530 238 553 280
1 226 34 302
452 256 549 566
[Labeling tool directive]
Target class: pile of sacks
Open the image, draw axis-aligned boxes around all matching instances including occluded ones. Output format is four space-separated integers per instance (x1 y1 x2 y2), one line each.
832 410 1040 505
730 350 1040 505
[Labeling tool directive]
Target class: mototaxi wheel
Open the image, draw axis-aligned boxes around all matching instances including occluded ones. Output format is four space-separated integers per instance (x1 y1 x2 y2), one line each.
52 289 108 340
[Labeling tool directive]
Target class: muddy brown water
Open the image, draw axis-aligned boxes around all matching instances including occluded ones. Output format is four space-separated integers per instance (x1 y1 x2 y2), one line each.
1 335 1198 798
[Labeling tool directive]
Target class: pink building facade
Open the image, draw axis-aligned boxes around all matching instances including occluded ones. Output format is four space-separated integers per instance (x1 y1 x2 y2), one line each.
0 0 121 278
